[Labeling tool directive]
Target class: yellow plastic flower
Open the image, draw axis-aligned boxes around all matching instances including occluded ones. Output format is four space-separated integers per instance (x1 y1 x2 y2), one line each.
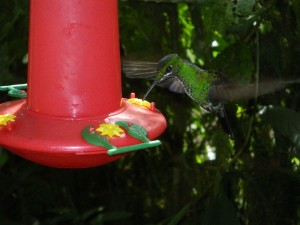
0 114 16 126
127 98 150 108
96 123 124 138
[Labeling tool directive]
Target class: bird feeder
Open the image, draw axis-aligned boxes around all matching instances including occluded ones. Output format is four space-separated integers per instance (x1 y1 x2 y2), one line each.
0 0 166 168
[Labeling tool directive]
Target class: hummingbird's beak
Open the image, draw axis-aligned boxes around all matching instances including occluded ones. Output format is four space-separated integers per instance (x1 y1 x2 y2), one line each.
143 79 160 100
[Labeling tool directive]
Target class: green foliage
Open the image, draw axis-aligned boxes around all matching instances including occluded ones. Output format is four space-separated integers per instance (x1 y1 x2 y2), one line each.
201 195 240 225
263 107 300 147
0 0 28 84
1 0 300 225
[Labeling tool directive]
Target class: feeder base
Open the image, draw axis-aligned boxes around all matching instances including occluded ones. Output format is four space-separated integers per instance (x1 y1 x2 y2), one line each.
0 99 166 168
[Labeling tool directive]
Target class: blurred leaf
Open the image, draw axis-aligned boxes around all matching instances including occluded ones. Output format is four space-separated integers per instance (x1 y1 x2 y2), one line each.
201 195 240 225
212 43 254 83
96 211 132 223
167 204 189 225
0 148 8 167
235 0 255 16
262 107 300 147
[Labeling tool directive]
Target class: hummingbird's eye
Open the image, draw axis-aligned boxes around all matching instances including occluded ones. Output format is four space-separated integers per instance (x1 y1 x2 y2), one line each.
165 65 172 74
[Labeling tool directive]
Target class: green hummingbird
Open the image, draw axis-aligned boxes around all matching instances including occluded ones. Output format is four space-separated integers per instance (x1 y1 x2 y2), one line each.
123 54 295 139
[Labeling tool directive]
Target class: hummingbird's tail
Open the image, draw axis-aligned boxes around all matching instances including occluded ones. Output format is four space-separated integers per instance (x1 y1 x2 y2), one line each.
203 103 235 139
217 108 234 139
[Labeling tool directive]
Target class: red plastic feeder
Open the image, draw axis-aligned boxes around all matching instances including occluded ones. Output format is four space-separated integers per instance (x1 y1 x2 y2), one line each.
0 0 166 168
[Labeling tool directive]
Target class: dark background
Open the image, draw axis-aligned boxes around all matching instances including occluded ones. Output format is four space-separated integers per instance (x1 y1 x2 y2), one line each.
0 0 300 224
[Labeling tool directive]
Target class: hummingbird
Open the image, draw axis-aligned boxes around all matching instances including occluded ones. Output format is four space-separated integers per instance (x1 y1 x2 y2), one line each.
123 54 295 139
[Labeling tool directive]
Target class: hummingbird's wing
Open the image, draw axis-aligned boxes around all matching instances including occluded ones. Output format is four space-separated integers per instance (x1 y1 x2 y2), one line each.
122 60 157 79
206 79 293 102
123 59 297 101
122 59 186 93
158 77 186 93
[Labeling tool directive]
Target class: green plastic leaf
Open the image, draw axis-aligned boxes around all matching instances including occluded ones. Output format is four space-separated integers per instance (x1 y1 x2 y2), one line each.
8 87 27 98
82 126 115 149
0 84 28 91
129 124 148 139
0 84 28 98
262 107 300 147
107 140 161 156
115 121 150 143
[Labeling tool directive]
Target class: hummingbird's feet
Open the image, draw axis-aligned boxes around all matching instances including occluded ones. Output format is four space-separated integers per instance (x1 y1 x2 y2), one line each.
203 102 234 139
203 103 225 117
